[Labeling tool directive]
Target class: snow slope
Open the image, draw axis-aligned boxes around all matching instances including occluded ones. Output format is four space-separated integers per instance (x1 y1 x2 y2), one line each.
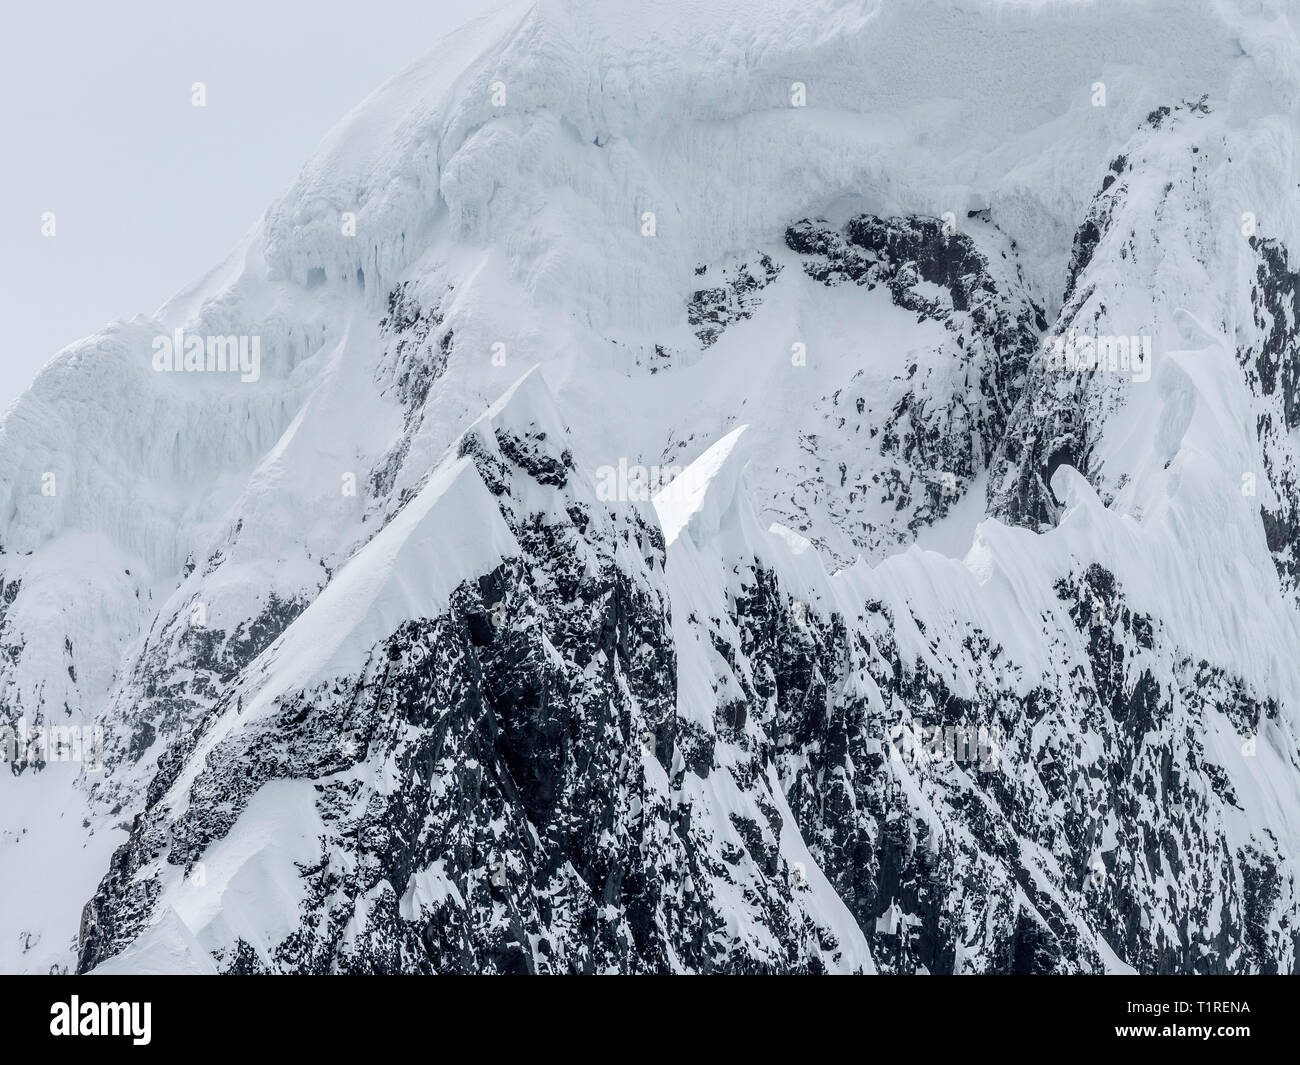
4 0 1300 973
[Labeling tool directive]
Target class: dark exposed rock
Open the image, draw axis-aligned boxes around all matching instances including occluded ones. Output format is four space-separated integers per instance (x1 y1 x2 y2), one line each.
1241 236 1300 594
688 255 782 347
785 214 1043 556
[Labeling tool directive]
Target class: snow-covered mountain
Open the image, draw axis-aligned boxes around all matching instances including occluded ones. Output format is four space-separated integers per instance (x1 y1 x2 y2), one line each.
5 0 1300 974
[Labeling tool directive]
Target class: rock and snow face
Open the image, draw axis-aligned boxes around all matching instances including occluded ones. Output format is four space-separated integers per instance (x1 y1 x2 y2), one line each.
5 0 1300 973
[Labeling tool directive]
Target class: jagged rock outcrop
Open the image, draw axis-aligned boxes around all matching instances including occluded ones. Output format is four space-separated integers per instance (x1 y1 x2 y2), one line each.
4 0 1300 976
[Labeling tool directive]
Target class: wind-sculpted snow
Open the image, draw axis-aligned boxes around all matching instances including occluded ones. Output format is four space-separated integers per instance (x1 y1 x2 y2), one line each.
78 372 870 973
650 432 1300 972
5 0 1300 973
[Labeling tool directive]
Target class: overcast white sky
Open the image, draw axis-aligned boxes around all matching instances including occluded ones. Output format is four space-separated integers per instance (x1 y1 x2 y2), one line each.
0 0 501 410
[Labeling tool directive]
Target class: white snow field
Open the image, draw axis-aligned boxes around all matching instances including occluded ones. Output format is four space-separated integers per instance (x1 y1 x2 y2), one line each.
4 0 1300 973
